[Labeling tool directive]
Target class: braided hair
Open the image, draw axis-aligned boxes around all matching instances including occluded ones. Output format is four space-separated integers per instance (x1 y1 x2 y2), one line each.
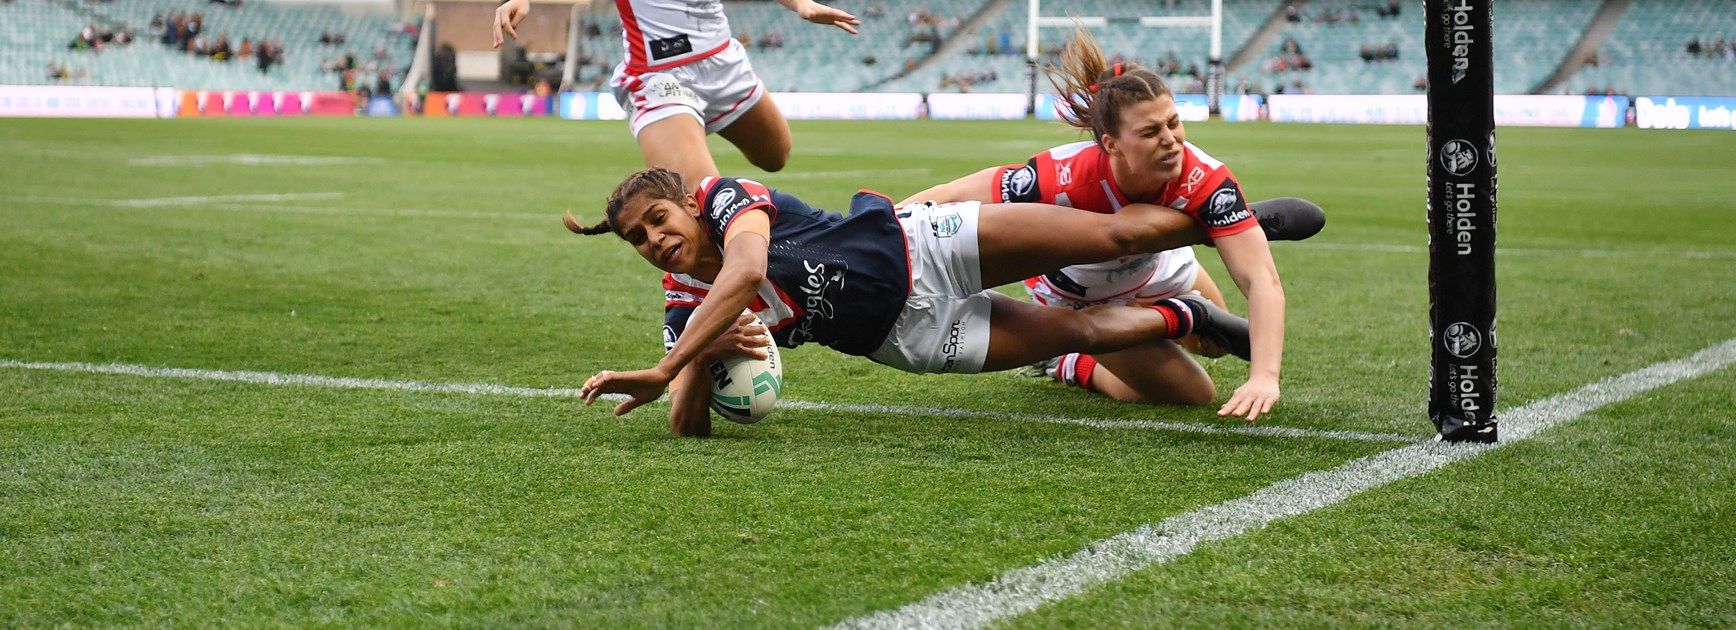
565 166 690 238
1045 26 1174 146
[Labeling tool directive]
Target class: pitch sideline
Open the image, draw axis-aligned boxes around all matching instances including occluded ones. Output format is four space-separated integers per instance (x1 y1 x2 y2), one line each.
827 336 1736 630
0 359 1412 443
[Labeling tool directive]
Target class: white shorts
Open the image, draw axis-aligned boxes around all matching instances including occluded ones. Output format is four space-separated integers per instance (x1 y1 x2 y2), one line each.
868 201 995 374
1024 248 1200 309
610 39 764 137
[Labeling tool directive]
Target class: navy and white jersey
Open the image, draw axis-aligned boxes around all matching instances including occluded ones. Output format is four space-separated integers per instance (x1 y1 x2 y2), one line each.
662 177 911 357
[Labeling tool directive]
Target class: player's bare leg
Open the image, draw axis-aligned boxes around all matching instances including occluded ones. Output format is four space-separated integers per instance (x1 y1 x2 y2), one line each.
635 114 721 189
716 94 792 173
980 293 1231 373
975 202 1206 288
1088 342 1215 405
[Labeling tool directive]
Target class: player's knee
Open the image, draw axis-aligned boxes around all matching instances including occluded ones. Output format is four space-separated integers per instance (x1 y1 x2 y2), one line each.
746 144 790 172
1146 379 1215 406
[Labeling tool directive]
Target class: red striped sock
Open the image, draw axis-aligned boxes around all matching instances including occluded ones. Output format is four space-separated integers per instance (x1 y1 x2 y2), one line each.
1049 353 1099 390
1147 298 1197 339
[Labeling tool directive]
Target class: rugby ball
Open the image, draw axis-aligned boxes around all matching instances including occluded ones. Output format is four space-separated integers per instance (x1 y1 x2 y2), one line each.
697 310 783 424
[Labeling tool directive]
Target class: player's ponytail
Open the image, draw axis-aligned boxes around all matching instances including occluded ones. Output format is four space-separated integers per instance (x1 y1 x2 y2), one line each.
1045 26 1173 146
577 167 691 238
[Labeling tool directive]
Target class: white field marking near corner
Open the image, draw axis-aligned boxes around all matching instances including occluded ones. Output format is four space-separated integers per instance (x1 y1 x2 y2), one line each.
828 336 1736 630
0 360 1413 444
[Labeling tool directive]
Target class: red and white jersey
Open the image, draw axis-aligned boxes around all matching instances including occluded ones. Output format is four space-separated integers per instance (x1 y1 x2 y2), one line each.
988 140 1257 302
616 0 735 74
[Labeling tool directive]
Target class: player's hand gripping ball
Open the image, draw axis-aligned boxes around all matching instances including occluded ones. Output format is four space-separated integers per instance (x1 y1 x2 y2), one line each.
695 309 783 423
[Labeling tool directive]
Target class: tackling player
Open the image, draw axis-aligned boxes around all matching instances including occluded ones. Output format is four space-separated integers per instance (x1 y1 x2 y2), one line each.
900 29 1322 421
571 167 1254 437
492 0 859 185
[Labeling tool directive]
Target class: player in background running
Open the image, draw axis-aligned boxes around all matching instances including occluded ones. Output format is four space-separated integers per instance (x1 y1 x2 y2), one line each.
492 0 859 186
900 29 1323 421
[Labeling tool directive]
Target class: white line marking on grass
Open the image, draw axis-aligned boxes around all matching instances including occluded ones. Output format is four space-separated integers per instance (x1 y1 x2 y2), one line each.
0 360 1411 444
210 204 552 221
829 337 1736 630
764 168 931 181
129 154 389 167
1272 241 1736 260
13 193 346 208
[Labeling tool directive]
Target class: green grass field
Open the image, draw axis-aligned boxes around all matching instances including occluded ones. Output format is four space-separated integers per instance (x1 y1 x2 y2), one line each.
2 116 1733 627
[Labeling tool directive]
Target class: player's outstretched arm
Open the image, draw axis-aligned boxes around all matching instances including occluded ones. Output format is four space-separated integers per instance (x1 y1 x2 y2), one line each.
667 365 714 437
774 0 860 34
1212 228 1285 422
898 166 1000 207
492 0 530 48
581 211 773 416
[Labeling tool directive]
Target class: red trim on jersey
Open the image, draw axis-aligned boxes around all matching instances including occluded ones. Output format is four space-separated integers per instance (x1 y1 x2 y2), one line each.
630 101 692 125
616 0 647 72
764 282 805 331
705 82 760 126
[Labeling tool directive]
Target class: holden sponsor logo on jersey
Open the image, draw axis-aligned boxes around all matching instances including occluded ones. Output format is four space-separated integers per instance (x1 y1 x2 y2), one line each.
939 318 967 373
1440 0 1478 84
1444 321 1481 358
791 259 847 344
1203 185 1249 228
1440 139 1478 176
930 210 963 238
1179 166 1206 194
999 164 1037 201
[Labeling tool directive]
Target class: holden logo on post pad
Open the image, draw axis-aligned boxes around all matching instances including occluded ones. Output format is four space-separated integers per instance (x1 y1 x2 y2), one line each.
1444 321 1481 358
1441 139 1478 176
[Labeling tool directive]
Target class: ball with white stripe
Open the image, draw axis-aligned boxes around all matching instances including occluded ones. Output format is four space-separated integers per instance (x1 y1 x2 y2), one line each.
696 309 783 424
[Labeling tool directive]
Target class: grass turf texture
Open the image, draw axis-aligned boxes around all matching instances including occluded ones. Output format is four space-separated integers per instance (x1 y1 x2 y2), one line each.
2 117 1733 626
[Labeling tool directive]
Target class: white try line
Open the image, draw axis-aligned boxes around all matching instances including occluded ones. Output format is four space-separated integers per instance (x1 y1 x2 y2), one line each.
0 360 1413 444
828 336 1736 630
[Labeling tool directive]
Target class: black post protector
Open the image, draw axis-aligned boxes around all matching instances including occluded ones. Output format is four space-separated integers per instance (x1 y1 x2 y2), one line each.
1425 0 1498 443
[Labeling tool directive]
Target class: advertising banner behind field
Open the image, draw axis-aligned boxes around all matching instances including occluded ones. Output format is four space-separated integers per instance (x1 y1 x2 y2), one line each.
177 90 357 117
773 92 923 120
927 92 1026 120
557 92 627 120
1269 94 1626 127
424 92 553 117
1634 96 1736 129
1037 93 1212 122
0 86 177 118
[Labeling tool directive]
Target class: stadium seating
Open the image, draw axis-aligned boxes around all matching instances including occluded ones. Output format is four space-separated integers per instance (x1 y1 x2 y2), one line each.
2 0 414 91
8 0 1735 97
1568 0 1736 97
878 0 1274 94
1244 0 1596 95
